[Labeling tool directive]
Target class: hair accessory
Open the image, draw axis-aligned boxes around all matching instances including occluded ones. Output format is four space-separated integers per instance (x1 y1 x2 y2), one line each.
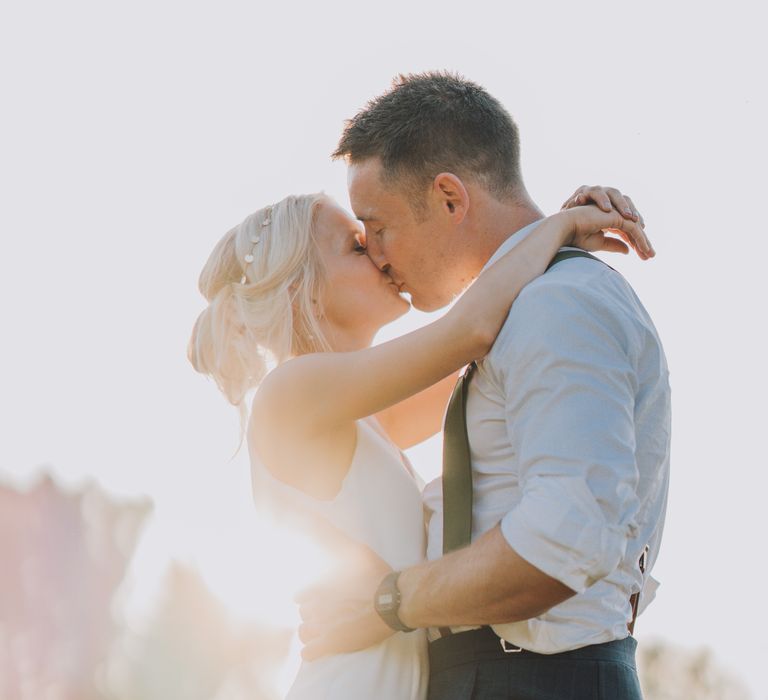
240 207 272 284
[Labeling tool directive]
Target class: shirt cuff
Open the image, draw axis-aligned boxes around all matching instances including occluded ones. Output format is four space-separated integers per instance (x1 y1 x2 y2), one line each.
499 476 631 594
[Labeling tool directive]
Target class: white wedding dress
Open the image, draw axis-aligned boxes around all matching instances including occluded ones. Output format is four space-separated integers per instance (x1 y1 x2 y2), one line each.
250 418 429 700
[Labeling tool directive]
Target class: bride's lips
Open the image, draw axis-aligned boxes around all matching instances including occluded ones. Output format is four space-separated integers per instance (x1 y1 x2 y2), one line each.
388 280 409 300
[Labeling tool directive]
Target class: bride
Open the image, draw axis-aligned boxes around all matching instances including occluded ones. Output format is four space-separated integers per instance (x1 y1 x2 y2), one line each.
188 186 651 699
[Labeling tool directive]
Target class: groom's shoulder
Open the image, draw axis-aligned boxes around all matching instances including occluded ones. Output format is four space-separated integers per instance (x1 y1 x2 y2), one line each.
496 259 642 347
514 256 622 314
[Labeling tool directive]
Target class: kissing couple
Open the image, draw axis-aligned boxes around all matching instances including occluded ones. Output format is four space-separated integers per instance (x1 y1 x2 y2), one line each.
190 72 670 699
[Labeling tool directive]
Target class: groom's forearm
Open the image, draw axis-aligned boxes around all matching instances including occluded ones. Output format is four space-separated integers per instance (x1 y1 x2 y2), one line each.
397 524 576 629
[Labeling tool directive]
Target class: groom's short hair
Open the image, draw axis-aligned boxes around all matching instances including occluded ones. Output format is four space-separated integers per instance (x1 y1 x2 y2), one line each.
333 72 522 212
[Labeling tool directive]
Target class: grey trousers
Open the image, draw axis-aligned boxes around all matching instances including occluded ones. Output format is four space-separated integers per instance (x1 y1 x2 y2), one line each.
427 628 643 700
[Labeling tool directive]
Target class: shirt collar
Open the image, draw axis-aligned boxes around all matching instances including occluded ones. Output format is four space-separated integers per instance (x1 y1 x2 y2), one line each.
481 219 544 274
481 217 585 274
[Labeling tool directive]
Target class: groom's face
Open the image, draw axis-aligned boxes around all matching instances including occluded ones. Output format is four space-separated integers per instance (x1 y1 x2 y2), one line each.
347 158 465 311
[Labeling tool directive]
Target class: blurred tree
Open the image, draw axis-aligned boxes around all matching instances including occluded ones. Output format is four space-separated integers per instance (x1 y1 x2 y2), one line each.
638 637 752 700
0 474 151 700
1 473 290 700
107 562 291 700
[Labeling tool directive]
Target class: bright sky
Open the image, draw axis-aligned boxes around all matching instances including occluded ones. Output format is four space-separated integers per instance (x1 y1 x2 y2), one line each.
1 1 766 697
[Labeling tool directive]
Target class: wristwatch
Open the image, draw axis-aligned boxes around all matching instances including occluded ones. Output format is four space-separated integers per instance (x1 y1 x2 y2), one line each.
374 571 415 633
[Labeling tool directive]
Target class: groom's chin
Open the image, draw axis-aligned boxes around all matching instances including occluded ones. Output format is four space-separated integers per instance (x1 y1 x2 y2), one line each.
410 291 450 313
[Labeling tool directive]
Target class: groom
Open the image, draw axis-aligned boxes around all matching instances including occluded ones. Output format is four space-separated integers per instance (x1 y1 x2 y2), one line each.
301 73 670 699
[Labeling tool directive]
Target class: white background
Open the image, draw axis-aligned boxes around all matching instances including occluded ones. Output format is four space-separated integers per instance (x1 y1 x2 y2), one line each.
1 0 766 696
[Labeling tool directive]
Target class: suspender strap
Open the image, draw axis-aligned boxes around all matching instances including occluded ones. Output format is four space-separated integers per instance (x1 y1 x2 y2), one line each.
545 249 614 272
628 545 649 635
441 362 477 555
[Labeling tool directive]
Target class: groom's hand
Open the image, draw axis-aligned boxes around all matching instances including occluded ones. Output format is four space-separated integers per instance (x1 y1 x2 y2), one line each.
296 534 396 661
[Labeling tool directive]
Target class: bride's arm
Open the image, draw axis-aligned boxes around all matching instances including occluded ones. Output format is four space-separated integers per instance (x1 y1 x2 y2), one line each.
253 206 652 442
375 371 460 449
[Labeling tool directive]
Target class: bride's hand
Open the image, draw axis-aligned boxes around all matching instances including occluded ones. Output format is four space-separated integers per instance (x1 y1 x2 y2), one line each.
557 205 655 260
295 514 396 660
561 184 645 228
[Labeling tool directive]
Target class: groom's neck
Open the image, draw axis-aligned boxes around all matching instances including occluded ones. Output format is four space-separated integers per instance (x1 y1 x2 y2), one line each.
466 188 545 277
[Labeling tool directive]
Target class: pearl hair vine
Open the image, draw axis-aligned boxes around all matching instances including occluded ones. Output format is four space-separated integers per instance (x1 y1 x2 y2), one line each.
240 207 272 285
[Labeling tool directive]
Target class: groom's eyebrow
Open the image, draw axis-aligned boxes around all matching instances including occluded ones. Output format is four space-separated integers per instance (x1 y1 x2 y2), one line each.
355 211 380 223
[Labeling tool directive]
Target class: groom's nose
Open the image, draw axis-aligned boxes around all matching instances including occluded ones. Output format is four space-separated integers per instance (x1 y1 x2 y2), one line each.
365 241 388 271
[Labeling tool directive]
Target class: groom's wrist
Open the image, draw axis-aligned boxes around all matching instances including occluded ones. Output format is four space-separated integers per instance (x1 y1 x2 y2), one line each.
373 571 415 633
381 563 433 630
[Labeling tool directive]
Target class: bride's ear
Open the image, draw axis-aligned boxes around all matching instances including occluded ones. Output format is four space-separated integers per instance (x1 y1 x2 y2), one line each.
433 173 469 224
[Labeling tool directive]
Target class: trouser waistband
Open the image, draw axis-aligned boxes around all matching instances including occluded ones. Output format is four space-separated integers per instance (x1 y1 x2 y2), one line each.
428 626 637 675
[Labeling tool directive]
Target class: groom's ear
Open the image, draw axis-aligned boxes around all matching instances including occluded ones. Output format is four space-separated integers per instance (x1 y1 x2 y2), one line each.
432 173 469 224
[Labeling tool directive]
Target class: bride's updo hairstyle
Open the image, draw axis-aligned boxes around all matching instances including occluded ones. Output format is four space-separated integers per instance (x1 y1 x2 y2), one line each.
188 193 330 413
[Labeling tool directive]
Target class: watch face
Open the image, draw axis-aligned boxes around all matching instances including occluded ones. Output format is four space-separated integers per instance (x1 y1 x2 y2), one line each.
377 592 395 610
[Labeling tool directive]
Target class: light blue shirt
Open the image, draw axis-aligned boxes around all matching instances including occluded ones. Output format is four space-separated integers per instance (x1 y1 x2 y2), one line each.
423 221 671 652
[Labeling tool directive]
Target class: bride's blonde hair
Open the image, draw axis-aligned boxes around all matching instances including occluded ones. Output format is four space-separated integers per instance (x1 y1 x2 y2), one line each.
188 193 330 418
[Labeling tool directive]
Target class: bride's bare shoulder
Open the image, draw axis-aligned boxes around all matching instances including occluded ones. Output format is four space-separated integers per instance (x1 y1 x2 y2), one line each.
249 360 357 499
250 355 319 426
248 375 357 500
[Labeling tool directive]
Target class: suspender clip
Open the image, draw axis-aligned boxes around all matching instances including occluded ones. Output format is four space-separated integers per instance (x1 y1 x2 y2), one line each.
500 638 524 654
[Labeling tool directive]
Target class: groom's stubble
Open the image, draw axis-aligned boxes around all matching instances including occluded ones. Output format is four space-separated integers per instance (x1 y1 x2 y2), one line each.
348 156 544 312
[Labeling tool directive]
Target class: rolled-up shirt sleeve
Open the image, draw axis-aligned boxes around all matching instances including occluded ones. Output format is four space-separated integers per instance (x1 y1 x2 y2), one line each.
495 277 641 594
